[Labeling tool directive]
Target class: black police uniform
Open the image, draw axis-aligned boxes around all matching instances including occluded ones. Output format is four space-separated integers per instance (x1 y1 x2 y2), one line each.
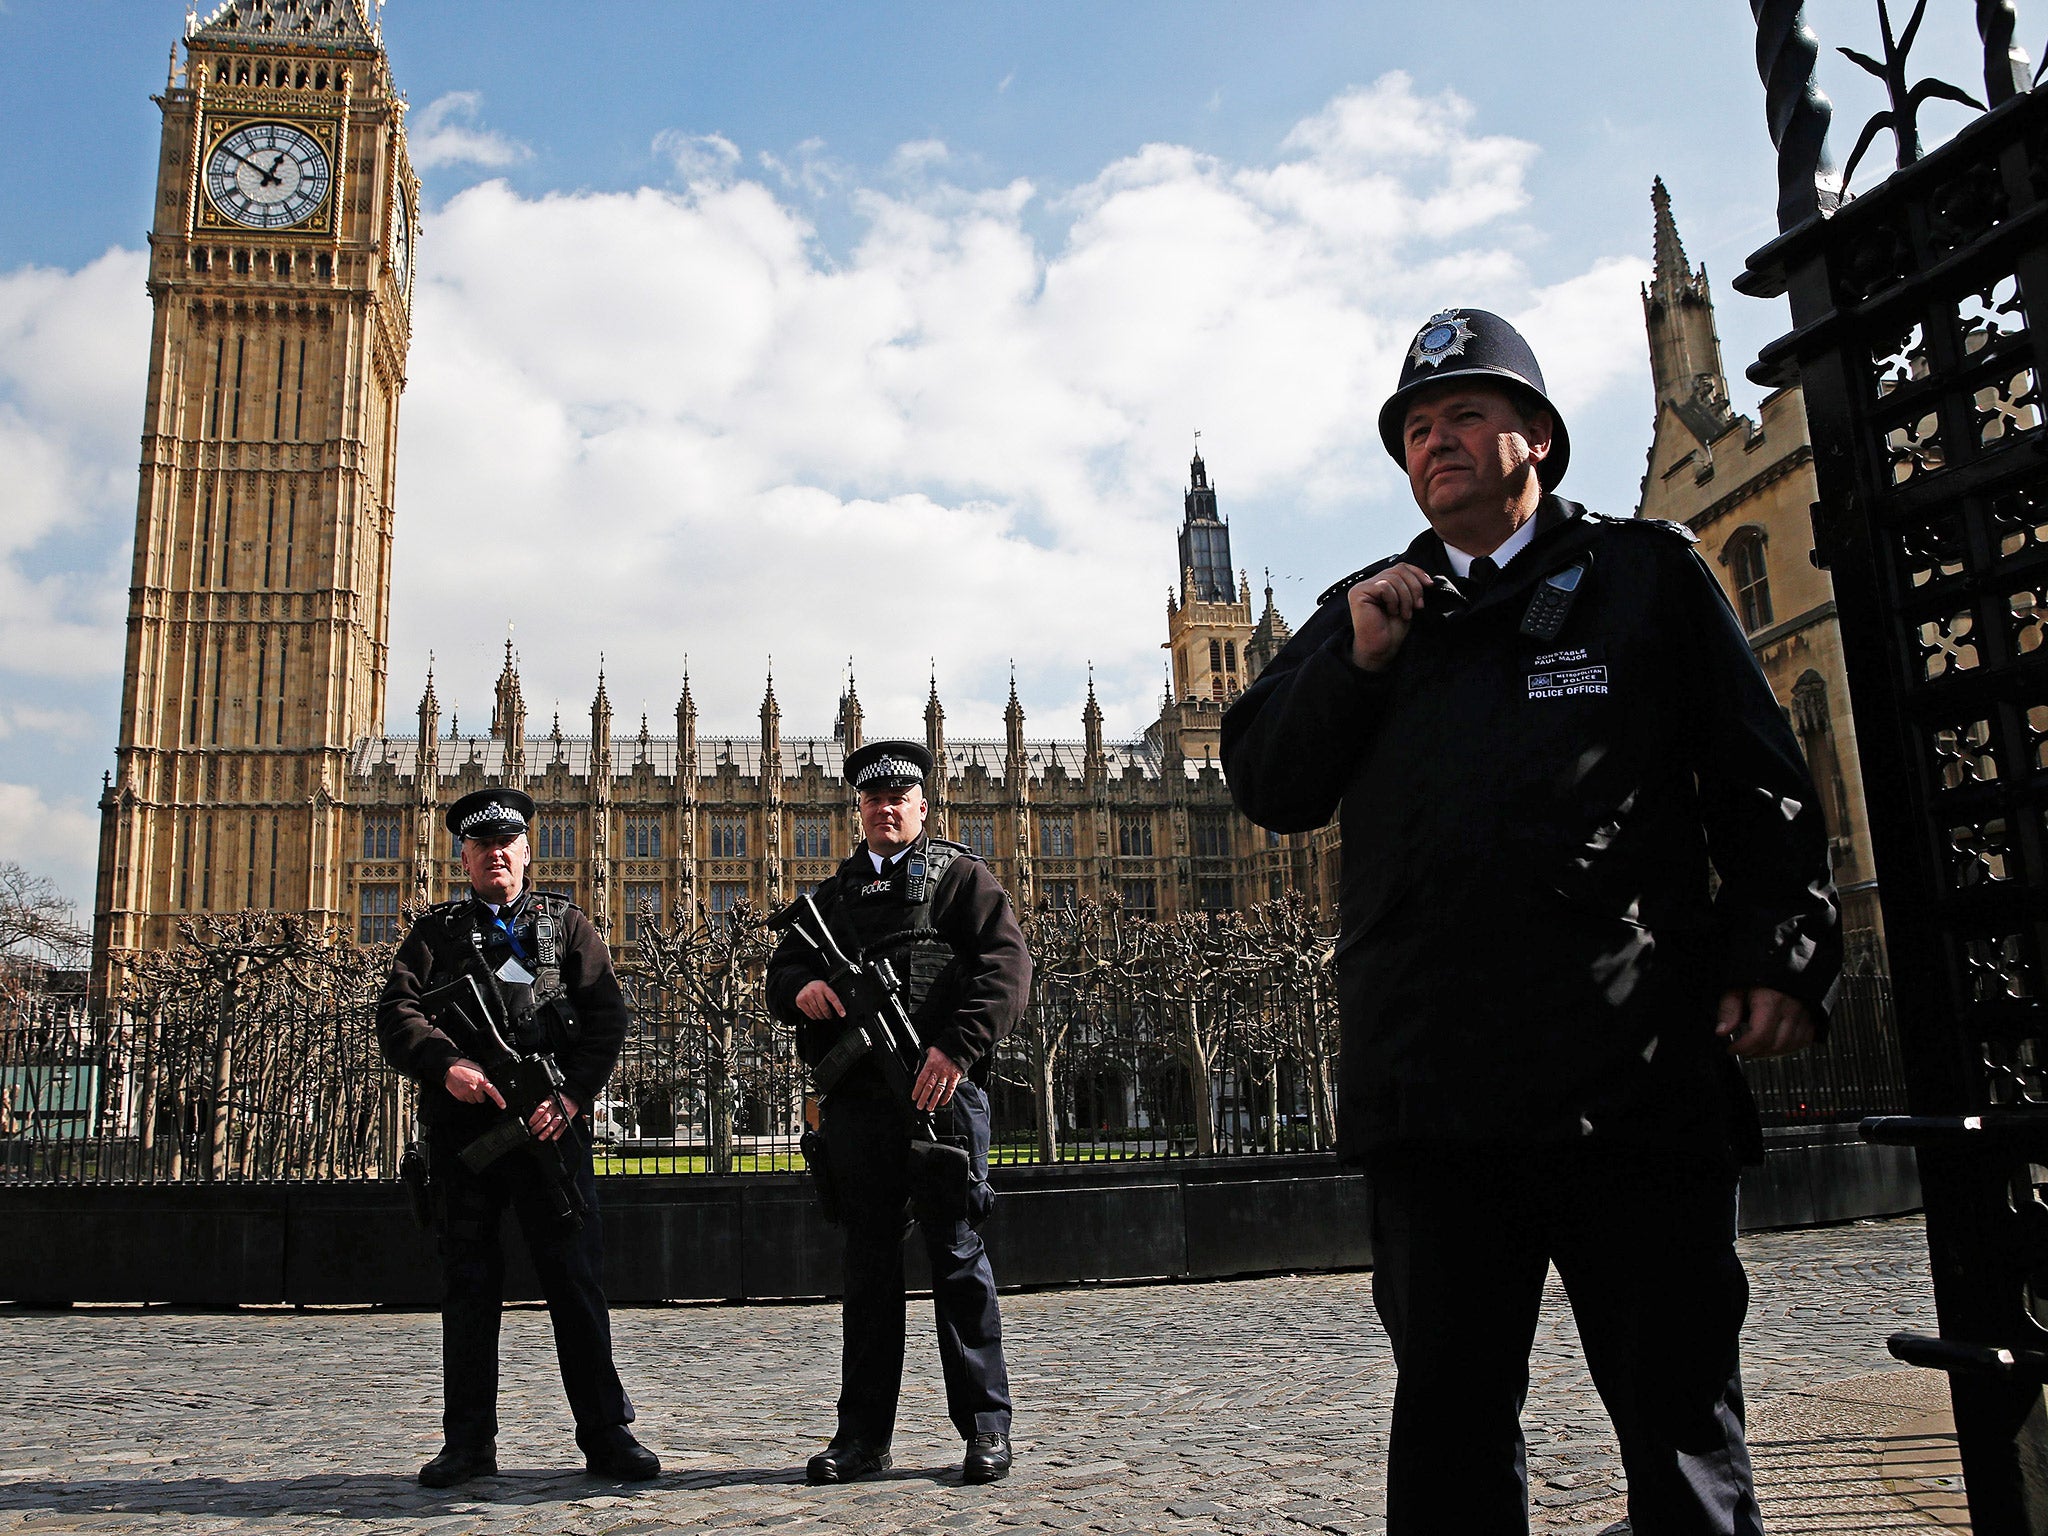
766 824 1031 1465
1221 310 1840 1536
376 792 647 1482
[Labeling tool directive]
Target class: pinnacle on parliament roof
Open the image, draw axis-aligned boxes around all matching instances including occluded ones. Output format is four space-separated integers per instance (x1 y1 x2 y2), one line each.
191 0 375 49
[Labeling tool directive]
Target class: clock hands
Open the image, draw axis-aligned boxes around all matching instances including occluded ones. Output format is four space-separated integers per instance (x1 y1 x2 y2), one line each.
217 145 291 189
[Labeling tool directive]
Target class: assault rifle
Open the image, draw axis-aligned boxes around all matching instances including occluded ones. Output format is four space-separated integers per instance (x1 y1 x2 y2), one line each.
415 929 588 1229
769 893 974 1224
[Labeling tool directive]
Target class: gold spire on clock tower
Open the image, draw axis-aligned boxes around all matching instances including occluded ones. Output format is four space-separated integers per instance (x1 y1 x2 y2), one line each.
93 0 417 985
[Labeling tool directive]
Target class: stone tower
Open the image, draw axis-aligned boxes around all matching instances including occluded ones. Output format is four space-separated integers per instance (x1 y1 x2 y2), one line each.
93 0 416 980
1642 177 1736 435
1163 449 1254 706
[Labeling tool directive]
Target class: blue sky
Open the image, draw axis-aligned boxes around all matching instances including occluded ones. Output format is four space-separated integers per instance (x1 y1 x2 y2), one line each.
0 0 2020 908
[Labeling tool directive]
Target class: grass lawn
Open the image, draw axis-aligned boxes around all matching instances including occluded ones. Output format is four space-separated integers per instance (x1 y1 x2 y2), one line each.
594 1149 806 1175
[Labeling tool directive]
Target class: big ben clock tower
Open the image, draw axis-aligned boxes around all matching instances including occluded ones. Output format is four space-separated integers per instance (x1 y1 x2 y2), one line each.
93 0 416 981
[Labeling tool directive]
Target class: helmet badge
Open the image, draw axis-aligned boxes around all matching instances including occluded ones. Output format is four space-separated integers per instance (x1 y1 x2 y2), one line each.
1408 310 1477 370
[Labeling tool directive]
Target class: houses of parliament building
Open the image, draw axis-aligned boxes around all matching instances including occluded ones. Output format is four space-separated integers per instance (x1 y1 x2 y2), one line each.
88 1 1317 981
88 0 1887 984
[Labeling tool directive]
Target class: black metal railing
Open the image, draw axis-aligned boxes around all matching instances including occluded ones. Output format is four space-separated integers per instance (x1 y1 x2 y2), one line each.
0 948 1907 1185
1745 972 1910 1125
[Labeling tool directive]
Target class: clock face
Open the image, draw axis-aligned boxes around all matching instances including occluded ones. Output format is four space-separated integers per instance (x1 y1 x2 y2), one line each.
204 122 332 230
391 183 412 291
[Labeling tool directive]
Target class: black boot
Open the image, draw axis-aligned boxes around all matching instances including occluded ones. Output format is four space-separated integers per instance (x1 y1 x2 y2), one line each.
806 1440 892 1484
962 1432 1012 1484
418 1442 497 1488
581 1426 661 1481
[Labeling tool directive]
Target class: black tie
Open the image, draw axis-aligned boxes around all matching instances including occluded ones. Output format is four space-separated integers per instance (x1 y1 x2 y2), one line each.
1465 555 1500 601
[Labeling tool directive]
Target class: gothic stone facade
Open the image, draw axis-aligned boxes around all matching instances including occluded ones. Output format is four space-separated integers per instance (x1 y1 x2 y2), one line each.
93 0 417 975
88 6 1326 978
1636 178 1886 964
340 453 1322 949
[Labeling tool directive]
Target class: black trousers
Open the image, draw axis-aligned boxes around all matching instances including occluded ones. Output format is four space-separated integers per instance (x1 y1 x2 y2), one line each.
432 1119 634 1451
821 1080 1012 1447
1367 1141 1759 1536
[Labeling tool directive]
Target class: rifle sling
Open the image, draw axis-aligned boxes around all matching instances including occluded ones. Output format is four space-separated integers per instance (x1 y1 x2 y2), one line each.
458 1116 530 1173
814 1024 874 1096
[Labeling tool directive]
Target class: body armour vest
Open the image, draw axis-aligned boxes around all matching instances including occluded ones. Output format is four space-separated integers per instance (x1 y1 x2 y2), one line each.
827 839 969 1030
419 890 577 1057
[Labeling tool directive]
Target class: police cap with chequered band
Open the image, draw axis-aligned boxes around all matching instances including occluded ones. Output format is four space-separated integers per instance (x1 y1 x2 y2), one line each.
844 739 933 791
1377 308 1571 491
445 787 537 840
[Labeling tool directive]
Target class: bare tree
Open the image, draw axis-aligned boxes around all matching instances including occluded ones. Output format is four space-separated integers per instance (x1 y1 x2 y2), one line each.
1240 895 1339 1149
629 898 775 1174
1015 898 1131 1165
123 914 394 1180
0 863 89 969
0 863 91 1035
1136 910 1242 1158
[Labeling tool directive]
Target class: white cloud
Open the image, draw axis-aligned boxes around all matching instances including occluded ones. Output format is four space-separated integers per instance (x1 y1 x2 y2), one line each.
0 75 1657 899
1515 256 1660 413
654 130 740 186
0 783 100 909
0 706 96 744
890 138 952 177
0 247 147 681
384 73 1650 747
410 91 531 171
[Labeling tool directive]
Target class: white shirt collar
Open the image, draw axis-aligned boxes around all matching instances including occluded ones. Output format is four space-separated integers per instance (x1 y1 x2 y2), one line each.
867 846 908 874
1442 513 1540 579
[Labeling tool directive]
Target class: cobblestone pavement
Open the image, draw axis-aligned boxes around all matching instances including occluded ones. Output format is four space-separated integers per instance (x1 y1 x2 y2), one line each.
1 1216 1949 1534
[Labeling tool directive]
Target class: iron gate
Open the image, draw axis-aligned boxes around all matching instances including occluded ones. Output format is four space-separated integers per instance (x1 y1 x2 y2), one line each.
1741 3 2048 1528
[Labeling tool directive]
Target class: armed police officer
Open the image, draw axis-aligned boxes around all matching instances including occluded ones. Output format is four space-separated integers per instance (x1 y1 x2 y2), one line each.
377 787 659 1488
767 740 1031 1486
1223 310 1840 1535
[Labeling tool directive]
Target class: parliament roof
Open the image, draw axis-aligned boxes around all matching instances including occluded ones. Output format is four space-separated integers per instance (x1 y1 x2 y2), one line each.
191 0 375 50
349 733 1177 786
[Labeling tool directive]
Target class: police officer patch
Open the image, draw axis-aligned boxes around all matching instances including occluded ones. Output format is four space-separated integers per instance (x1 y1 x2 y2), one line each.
1526 646 1610 700
1408 310 1477 370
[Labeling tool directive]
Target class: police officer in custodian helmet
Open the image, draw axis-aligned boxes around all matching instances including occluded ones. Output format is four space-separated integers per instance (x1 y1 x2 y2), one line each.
767 740 1032 1485
1223 309 1839 1534
377 787 660 1487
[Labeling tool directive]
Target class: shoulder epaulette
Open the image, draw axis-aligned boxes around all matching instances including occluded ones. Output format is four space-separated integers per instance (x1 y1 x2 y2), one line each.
1318 554 1402 608
928 836 973 859
530 889 578 917
1590 511 1698 546
424 896 469 920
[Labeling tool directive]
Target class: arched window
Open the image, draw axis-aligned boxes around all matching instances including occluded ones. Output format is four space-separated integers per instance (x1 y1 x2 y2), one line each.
1209 638 1223 671
1726 527 1774 632
1224 641 1237 673
1791 669 1851 844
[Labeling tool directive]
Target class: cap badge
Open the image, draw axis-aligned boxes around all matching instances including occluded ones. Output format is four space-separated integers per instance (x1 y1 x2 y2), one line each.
1409 310 1476 370
855 755 918 786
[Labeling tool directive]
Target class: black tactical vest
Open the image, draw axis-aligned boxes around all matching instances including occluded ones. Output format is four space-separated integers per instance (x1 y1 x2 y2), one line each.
419 890 578 1055
826 838 969 1028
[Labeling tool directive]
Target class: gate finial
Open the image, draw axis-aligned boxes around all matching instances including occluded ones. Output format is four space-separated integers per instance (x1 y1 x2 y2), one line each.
1751 0 1843 229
